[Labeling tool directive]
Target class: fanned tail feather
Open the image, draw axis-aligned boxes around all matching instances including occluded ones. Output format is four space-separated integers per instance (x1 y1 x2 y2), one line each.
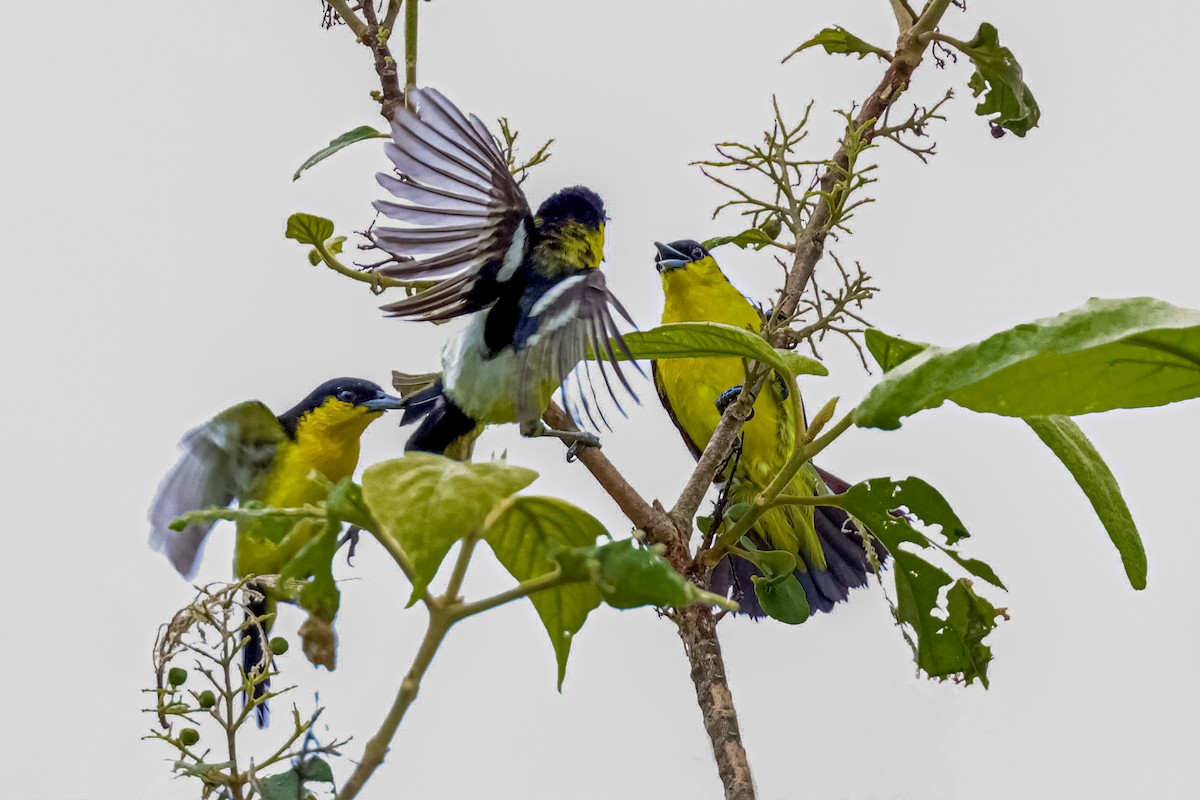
709 476 887 618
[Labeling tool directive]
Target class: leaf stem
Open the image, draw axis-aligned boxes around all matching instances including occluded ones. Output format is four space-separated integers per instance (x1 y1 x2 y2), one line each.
360 523 420 592
403 0 419 91
451 567 573 620
441 531 480 604
324 0 367 38
311 239 420 291
911 0 956 37
335 606 454 800
706 407 854 561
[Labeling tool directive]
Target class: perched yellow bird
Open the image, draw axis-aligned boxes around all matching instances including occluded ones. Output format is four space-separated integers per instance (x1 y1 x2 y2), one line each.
148 377 405 722
652 240 881 616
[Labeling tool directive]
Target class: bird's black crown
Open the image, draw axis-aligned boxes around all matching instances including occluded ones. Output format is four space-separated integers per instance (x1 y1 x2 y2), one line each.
536 185 607 231
666 240 709 261
278 377 391 436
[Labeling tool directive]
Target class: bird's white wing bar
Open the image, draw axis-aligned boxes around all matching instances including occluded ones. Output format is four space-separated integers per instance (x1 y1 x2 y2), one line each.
515 271 640 428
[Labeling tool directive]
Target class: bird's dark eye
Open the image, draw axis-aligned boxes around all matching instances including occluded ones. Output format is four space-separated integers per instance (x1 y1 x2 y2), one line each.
337 389 356 403
655 261 664 273
691 246 704 260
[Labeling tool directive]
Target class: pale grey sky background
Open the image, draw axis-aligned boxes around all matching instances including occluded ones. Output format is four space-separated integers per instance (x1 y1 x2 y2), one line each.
3 2 1198 799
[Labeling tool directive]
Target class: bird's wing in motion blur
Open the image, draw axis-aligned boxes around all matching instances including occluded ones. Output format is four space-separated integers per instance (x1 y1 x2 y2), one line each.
148 401 283 579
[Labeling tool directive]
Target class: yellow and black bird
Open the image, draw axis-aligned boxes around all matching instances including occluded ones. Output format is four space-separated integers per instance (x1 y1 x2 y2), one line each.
651 240 882 616
366 87 636 458
148 377 404 721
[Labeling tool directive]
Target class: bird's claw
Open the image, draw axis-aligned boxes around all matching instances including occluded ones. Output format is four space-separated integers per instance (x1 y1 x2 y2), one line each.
566 433 601 462
716 386 753 420
338 526 362 566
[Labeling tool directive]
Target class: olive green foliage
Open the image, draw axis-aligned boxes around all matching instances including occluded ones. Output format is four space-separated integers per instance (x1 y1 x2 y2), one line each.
956 22 1041 136
785 26 892 62
293 125 389 181
833 477 1006 686
863 319 1155 589
859 298 1200 429
617 321 828 379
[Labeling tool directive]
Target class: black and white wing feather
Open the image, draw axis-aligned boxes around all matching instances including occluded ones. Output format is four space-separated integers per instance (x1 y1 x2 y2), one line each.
513 271 640 427
371 87 531 320
147 402 283 579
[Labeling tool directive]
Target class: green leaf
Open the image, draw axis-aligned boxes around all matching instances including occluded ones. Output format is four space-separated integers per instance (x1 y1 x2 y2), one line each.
293 125 389 181
837 477 1005 685
863 328 929 372
865 330 1152 590
737 548 810 624
786 26 891 62
557 539 736 612
702 226 775 252
752 573 811 624
856 298 1200 430
298 756 334 783
951 22 1041 136
258 757 333 800
943 580 1007 687
307 235 345 266
362 454 537 603
278 516 342 623
483 497 605 689
1026 416 1147 589
620 322 827 379
285 212 335 246
258 770 303 800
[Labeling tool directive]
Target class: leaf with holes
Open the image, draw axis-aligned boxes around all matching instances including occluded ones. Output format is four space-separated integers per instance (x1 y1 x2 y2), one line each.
835 477 1005 685
785 26 891 62
865 327 1152 591
949 22 1041 136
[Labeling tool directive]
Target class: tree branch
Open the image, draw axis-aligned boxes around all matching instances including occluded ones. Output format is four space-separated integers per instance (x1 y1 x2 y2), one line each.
677 605 756 800
327 0 405 121
360 1 405 121
772 9 950 328
336 605 453 800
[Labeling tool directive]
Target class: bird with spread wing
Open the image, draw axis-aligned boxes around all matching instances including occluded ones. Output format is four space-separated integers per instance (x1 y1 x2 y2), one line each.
148 378 405 723
367 87 638 459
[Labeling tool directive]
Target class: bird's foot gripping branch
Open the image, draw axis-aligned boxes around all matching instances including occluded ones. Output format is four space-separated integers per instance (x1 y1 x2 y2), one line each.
148 454 734 800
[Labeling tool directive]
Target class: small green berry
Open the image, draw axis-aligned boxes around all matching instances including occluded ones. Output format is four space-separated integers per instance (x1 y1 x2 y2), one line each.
179 728 200 746
269 637 290 656
197 690 216 709
167 667 188 687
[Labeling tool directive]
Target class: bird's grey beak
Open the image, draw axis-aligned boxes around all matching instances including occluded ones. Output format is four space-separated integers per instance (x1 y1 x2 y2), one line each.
362 393 407 411
653 241 689 272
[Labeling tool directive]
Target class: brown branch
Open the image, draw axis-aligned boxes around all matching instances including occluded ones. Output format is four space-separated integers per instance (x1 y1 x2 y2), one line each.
668 373 764 533
773 37 929 329
543 403 688 569
359 1 405 122
553 9 951 800
678 605 756 800
325 1 404 121
543 400 757 800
